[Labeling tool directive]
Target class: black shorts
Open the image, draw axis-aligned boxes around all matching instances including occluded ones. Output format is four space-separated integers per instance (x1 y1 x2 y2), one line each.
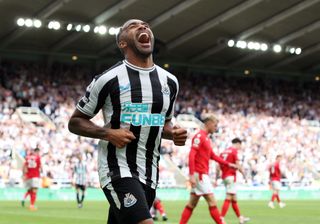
75 184 86 191
103 177 156 224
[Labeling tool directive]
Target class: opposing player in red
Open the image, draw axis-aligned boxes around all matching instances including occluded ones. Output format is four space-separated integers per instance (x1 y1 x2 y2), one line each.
21 147 41 211
268 155 286 209
150 197 168 221
179 115 236 224
217 138 250 224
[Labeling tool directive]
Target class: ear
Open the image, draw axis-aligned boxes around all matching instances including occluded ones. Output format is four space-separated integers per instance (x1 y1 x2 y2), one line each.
118 41 127 49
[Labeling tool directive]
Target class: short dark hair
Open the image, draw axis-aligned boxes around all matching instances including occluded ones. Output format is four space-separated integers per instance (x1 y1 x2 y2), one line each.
231 138 242 144
116 19 136 44
34 147 40 152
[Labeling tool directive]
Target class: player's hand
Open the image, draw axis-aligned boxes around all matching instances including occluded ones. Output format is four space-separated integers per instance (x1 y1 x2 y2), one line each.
172 125 187 146
228 163 238 169
189 175 196 188
107 128 136 148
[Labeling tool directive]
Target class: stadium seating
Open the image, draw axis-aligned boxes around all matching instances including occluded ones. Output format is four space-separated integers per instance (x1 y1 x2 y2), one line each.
0 62 319 188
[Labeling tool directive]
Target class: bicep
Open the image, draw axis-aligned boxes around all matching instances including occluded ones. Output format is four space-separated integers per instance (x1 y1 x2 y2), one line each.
70 108 93 120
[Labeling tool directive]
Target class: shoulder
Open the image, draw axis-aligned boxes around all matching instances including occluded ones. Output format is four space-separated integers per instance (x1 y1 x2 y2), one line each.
232 148 238 155
94 61 124 83
192 133 202 148
101 61 124 75
194 131 205 140
155 65 178 83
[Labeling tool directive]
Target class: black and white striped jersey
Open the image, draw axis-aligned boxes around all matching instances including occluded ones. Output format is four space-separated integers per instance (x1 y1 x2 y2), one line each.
76 60 179 189
74 162 87 186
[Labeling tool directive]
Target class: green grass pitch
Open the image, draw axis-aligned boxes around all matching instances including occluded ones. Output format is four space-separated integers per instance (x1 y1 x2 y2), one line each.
1 200 319 224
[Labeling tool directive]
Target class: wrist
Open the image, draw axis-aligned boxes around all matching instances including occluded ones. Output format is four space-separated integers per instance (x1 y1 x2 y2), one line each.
101 127 112 141
162 128 173 140
162 121 173 140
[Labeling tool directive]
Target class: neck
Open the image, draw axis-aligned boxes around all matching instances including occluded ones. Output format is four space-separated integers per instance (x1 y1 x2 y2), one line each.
203 127 209 134
125 52 154 68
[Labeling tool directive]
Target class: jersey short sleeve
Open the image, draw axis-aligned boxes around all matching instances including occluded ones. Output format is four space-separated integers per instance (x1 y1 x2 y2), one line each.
165 75 179 120
76 78 101 117
191 133 203 150
232 149 238 162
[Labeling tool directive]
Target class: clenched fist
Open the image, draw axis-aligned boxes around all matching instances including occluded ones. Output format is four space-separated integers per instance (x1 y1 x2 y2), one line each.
107 128 136 148
172 125 187 146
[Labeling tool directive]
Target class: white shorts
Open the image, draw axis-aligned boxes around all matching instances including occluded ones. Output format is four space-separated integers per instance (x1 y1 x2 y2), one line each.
191 173 213 196
223 176 236 194
271 180 281 190
25 178 40 189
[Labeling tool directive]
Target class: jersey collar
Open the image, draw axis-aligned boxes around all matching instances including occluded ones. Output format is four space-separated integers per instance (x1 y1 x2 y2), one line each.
124 60 156 72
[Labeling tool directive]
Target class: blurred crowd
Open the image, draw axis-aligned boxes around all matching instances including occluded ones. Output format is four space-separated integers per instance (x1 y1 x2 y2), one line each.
163 73 320 187
0 62 101 188
0 62 319 188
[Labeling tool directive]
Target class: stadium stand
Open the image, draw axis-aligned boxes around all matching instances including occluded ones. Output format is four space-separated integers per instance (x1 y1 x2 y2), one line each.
0 62 319 189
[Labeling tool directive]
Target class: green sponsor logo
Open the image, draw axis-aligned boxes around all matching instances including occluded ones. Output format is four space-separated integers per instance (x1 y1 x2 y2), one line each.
121 103 165 126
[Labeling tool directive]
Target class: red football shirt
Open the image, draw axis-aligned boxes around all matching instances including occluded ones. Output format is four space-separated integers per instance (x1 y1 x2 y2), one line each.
25 154 41 179
189 130 229 175
269 161 281 181
219 147 238 181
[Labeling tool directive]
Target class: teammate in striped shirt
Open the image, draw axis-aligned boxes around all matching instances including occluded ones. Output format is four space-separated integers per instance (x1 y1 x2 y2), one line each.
268 155 286 208
73 153 87 208
68 19 187 224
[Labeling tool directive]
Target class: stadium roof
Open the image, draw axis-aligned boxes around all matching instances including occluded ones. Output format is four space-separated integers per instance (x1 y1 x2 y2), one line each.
1 0 320 74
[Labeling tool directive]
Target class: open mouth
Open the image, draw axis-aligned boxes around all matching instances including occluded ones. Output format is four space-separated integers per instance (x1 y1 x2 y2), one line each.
137 33 150 45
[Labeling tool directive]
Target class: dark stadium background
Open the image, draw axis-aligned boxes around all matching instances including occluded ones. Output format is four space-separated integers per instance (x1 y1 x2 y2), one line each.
0 0 320 76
